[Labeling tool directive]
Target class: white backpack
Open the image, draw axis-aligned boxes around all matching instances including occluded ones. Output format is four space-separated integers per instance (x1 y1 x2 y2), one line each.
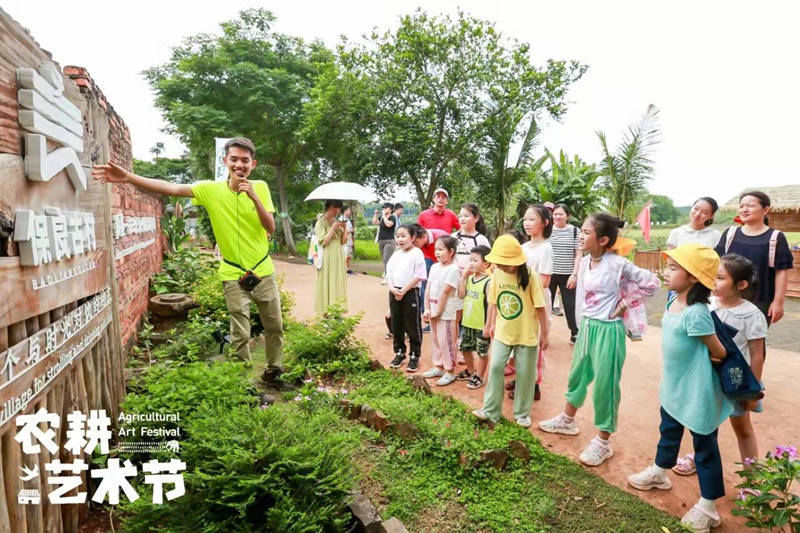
724 226 781 268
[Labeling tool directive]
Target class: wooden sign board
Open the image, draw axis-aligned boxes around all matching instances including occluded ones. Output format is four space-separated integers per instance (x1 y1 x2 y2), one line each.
1 35 110 330
0 289 111 433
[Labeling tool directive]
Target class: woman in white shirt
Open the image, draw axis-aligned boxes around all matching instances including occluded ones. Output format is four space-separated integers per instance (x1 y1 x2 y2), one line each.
666 197 721 249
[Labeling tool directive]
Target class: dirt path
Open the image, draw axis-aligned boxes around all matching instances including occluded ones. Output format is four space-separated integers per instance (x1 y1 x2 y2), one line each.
276 260 800 531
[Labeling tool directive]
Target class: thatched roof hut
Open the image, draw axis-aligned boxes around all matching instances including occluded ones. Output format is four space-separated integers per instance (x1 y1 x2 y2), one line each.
723 185 800 232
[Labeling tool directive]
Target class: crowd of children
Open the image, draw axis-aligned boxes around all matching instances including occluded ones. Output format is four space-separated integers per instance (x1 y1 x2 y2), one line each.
376 190 793 532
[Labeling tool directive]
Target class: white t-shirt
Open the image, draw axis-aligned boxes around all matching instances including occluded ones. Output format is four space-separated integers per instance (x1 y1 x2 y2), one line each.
667 225 721 249
578 253 660 321
385 247 427 288
522 241 553 275
427 262 461 320
710 300 768 364
345 219 354 247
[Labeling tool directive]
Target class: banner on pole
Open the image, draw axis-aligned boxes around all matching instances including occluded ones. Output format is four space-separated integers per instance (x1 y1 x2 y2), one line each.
214 138 232 182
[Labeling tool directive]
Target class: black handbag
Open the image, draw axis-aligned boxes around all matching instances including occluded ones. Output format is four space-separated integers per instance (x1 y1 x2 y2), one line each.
711 311 764 399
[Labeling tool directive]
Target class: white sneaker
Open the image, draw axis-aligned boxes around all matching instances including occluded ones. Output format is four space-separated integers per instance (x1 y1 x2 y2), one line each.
579 438 614 466
681 505 722 533
436 373 456 386
422 367 445 379
472 409 490 421
538 413 580 435
628 465 672 491
516 416 532 428
380 279 387 285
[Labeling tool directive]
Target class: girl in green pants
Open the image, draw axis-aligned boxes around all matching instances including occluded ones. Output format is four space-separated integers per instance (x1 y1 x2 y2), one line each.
539 214 660 466
471 234 549 428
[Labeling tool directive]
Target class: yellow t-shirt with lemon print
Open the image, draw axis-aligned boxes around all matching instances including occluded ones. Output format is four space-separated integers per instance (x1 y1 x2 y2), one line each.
488 267 546 347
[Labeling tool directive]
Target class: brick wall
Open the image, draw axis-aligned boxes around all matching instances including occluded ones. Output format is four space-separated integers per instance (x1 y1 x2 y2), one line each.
63 66 164 351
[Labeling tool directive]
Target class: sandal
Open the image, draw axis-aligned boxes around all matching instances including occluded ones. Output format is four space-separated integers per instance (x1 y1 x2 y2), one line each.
507 389 515 400
504 364 515 376
672 454 696 476
505 380 516 391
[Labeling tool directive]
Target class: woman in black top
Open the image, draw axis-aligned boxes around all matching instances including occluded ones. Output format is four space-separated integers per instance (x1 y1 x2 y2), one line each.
714 191 793 324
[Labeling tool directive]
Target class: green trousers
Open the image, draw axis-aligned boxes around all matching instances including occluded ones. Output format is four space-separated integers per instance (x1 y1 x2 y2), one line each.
482 340 538 423
564 318 626 433
222 274 283 369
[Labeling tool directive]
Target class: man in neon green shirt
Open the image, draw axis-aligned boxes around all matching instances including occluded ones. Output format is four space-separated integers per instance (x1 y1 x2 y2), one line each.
93 138 284 383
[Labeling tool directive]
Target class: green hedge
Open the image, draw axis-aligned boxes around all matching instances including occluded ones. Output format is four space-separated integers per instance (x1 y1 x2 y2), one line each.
120 363 363 533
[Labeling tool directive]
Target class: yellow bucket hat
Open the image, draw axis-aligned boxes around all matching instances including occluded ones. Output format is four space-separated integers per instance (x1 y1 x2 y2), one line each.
486 234 527 266
662 243 719 289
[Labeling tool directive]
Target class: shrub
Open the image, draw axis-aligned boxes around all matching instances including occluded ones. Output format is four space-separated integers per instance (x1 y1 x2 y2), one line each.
151 247 215 294
355 224 377 241
120 401 363 533
148 317 224 364
282 304 370 382
733 445 800 531
353 239 381 261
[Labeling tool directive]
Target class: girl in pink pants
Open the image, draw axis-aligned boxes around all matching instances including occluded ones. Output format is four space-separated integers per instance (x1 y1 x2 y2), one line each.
422 236 461 386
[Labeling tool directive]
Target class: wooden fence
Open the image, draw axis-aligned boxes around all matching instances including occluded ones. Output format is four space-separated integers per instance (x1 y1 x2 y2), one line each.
633 249 666 275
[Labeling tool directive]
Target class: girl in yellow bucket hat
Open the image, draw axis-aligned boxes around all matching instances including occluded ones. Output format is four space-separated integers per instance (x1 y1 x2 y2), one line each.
471 234 549 428
628 243 734 532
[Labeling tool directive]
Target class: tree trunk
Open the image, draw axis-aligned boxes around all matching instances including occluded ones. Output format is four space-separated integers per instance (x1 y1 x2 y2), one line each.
274 164 298 256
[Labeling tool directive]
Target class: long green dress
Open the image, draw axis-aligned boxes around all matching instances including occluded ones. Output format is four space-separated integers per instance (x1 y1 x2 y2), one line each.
314 215 348 314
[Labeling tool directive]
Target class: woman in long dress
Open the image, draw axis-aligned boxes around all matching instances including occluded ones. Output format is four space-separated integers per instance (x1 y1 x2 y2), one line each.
314 200 348 314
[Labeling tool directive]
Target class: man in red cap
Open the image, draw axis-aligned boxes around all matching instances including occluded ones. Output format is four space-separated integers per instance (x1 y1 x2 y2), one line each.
416 188 460 332
417 188 460 234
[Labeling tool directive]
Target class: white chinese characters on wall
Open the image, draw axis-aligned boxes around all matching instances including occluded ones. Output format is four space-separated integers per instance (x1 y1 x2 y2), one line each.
12 62 98 268
16 62 86 190
113 214 156 261
13 207 96 266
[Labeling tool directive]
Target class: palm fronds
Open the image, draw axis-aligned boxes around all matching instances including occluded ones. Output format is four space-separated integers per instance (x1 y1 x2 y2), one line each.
596 104 661 218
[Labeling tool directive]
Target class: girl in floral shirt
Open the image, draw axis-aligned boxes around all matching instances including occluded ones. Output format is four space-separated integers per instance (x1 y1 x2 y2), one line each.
539 214 660 467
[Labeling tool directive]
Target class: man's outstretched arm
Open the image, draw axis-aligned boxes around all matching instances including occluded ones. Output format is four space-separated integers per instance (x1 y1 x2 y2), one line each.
92 161 194 197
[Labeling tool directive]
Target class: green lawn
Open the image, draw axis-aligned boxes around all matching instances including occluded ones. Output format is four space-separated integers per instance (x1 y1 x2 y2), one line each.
248 347 683 532
284 239 381 261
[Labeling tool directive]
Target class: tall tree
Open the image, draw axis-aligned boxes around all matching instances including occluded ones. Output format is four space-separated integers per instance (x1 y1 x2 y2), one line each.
511 149 603 225
597 104 661 219
305 10 586 208
477 109 546 233
144 9 333 254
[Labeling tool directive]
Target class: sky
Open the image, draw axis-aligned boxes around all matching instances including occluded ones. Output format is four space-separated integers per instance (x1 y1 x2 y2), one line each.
4 0 799 206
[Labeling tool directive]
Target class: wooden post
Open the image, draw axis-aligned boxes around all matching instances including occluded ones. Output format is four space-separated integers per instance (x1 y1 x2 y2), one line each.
24 403 44 533
1 431 26 533
59 373 78 533
0 436 11 533
45 386 64 533
7 321 26 346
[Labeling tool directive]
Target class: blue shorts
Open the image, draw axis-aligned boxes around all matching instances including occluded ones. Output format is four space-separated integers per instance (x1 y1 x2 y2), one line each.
731 399 763 418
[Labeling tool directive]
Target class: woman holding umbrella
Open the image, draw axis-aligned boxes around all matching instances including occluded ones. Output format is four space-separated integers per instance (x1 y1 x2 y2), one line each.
314 199 348 314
